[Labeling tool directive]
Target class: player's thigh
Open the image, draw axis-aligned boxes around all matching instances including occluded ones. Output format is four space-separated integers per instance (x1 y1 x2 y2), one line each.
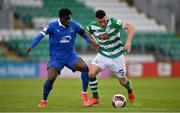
89 53 107 77
47 59 65 71
109 55 126 78
47 67 60 83
91 53 106 70
89 64 102 78
72 58 89 72
47 59 64 82
66 53 88 72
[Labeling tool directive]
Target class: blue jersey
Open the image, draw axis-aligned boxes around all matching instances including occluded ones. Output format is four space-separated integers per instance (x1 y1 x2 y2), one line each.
31 20 84 61
30 19 91 64
42 20 81 60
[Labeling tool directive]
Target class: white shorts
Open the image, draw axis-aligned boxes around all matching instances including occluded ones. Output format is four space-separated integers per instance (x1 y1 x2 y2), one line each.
92 53 126 78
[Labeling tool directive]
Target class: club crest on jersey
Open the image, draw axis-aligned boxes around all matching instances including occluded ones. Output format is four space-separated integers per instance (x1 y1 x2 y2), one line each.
69 27 74 32
60 35 71 43
117 19 124 25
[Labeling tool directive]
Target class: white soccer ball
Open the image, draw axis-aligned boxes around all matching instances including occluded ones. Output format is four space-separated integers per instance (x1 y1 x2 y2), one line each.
112 94 126 108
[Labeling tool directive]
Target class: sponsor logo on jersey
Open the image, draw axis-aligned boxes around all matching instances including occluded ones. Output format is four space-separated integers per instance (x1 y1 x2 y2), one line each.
117 19 123 25
59 35 71 43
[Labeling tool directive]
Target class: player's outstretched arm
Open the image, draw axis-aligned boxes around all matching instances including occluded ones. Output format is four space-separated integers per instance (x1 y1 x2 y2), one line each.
78 28 100 50
86 33 100 51
25 33 45 53
124 22 135 53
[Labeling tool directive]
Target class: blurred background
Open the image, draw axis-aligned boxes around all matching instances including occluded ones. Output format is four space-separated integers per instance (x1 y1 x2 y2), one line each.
0 0 180 77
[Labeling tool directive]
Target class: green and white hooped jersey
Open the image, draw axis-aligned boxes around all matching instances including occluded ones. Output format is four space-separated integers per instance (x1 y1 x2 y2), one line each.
86 17 126 58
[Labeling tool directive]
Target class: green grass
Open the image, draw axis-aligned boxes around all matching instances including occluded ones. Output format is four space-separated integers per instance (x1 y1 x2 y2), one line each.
0 77 180 112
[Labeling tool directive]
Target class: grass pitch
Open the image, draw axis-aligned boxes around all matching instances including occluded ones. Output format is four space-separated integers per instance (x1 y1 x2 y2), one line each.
0 77 180 112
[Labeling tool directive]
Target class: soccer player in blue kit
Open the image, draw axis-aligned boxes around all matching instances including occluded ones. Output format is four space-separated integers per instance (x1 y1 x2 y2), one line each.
26 8 99 107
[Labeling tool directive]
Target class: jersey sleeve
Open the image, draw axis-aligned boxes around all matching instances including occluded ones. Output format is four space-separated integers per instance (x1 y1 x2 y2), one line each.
72 21 82 33
30 24 50 48
113 18 125 30
40 24 50 36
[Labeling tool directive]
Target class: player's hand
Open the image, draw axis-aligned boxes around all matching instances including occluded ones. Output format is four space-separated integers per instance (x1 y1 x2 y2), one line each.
91 43 100 51
100 33 108 40
25 48 32 53
125 41 131 53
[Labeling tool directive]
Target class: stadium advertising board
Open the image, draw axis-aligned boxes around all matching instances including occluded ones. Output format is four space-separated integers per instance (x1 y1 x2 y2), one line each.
127 62 180 77
0 62 179 77
0 62 39 77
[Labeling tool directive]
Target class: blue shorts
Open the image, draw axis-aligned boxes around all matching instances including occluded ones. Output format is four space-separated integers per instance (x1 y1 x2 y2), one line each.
47 53 80 72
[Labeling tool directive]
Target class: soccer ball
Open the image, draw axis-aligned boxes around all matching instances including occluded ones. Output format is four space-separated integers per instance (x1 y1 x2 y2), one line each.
112 94 126 108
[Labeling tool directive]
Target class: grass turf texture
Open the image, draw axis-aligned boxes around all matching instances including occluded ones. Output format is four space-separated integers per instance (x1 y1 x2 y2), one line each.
0 77 180 112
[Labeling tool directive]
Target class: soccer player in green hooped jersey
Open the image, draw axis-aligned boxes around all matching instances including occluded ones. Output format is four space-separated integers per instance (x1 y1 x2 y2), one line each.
85 9 135 106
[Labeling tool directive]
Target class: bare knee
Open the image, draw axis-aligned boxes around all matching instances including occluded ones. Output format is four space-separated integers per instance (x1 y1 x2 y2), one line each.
80 65 89 72
72 59 89 72
118 78 127 86
89 70 97 78
47 67 59 84
88 64 101 78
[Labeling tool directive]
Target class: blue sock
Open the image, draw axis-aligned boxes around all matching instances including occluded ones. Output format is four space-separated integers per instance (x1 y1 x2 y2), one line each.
81 72 89 92
43 80 53 101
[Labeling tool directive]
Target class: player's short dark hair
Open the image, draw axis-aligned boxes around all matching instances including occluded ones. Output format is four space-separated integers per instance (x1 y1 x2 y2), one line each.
96 10 106 19
58 8 72 18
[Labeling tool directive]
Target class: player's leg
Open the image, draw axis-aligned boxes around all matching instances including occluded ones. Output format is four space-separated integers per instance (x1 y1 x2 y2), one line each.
71 58 89 92
89 64 101 99
66 54 89 106
109 55 135 103
71 58 90 105
86 64 101 106
86 53 106 106
118 77 134 103
38 60 63 107
43 67 60 100
38 67 60 107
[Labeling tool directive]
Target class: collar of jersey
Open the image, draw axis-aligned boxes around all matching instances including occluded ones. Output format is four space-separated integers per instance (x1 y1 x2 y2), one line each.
58 19 66 28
